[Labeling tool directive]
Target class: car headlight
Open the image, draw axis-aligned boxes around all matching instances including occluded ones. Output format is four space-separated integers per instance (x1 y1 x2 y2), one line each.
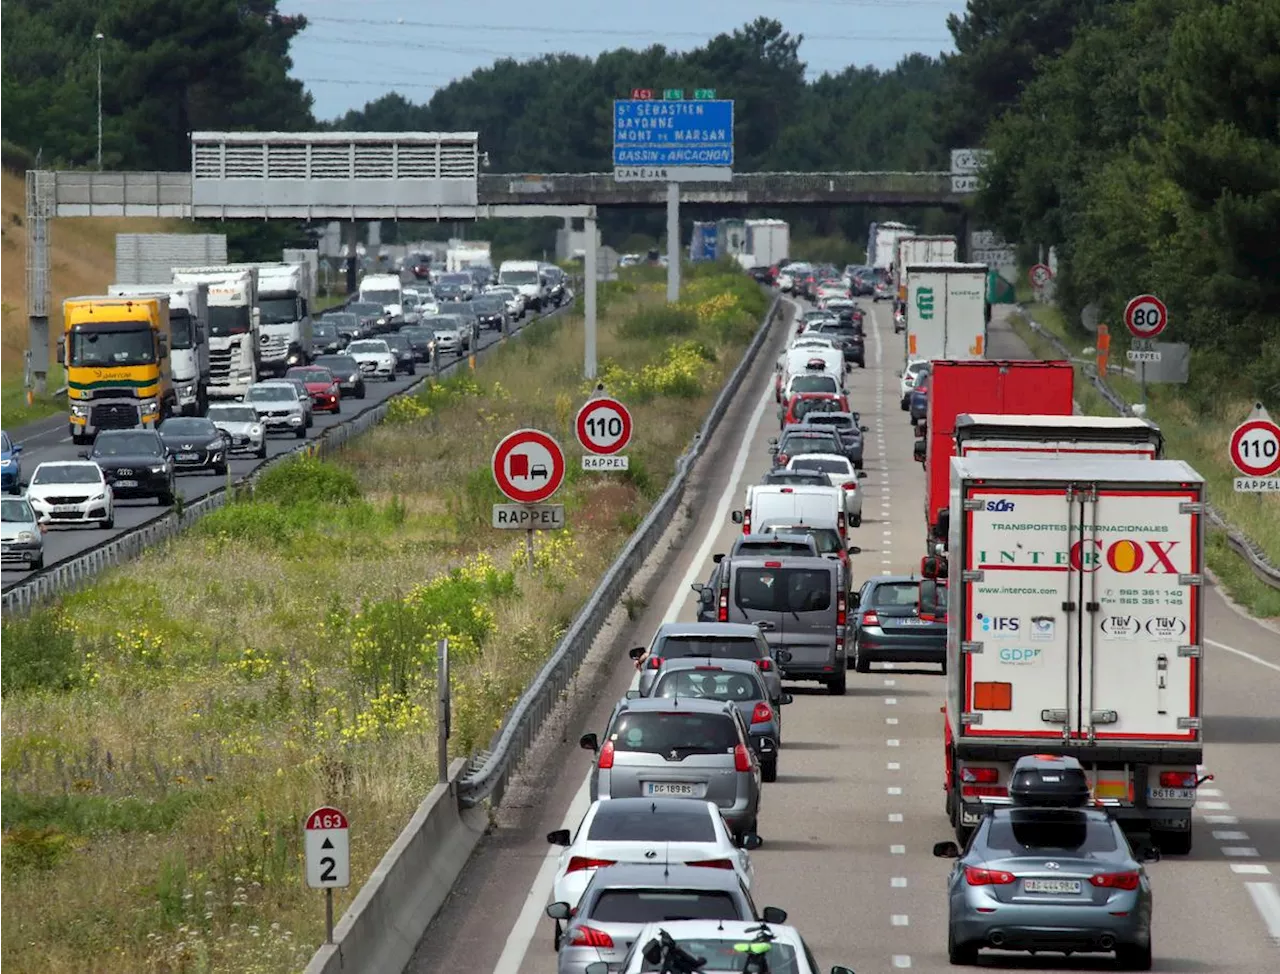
251 425 263 436
1 457 11 467
17 531 34 543
90 492 106 501
150 464 167 474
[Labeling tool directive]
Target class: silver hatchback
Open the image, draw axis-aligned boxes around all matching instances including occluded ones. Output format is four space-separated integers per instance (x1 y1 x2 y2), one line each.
579 697 763 840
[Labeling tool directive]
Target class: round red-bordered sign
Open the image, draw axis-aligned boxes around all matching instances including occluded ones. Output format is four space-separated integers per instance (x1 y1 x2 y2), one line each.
305 806 349 830
492 428 566 503
1029 264 1053 287
575 397 633 456
1124 293 1168 339
1229 418 1280 478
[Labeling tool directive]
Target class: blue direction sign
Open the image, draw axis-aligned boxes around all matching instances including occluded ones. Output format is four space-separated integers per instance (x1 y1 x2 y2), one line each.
613 99 734 169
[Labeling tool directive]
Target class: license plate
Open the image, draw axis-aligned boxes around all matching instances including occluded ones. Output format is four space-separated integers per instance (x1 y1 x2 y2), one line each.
1148 787 1197 801
644 782 704 798
898 618 929 626
114 480 138 488
1023 879 1081 894
54 505 80 513
176 453 198 461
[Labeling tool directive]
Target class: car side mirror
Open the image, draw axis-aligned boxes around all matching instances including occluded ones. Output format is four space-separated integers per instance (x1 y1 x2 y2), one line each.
578 733 598 752
691 582 705 593
767 437 778 446
546 901 572 920
779 693 794 706
831 967 857 974
585 964 610 974
933 841 961 859
1141 845 1162 863
731 511 744 525
627 646 647 662
700 589 715 606
857 470 867 479
77 450 89 459
12 444 21 454
547 829 572 847
625 689 641 699
739 833 763 850
848 544 861 554
761 906 788 924
712 553 724 564
56 338 65 365
913 439 926 463
775 649 793 664
860 425 869 432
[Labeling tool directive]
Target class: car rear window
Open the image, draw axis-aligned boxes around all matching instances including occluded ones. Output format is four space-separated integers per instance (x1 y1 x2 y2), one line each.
790 376 838 394
790 457 850 475
805 415 854 432
872 583 920 608
734 567 832 613
587 802 716 842
983 813 1121 858
589 889 744 923
607 712 740 757
655 636 763 662
641 941 799 972
780 433 840 455
734 541 814 557
757 524 842 555
653 670 764 702
793 398 842 421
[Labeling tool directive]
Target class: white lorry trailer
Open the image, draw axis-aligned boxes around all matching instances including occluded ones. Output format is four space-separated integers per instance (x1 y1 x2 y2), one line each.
172 267 259 400
744 219 790 268
905 262 988 361
954 415 1164 460
939 456 1206 854
867 221 915 273
894 235 958 303
108 282 211 414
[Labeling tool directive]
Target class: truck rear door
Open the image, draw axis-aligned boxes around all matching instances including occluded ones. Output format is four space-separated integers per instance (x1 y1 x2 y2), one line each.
1077 487 1201 743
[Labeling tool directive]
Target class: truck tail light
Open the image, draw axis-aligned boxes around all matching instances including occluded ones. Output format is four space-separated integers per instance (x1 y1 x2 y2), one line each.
837 510 846 533
960 766 999 783
734 744 753 772
965 867 1015 886
597 740 615 770
1159 771 1197 788
743 509 751 534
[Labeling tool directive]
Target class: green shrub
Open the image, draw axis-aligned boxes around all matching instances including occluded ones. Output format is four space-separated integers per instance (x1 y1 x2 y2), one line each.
254 456 361 507
619 304 698 341
196 502 299 546
1 610 79 696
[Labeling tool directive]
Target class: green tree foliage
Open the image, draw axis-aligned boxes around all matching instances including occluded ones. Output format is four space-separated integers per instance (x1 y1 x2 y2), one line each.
972 0 1280 400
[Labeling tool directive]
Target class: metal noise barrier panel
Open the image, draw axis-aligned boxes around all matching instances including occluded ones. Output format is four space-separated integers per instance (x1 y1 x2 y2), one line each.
1 302 574 616
457 293 784 809
1018 311 1280 591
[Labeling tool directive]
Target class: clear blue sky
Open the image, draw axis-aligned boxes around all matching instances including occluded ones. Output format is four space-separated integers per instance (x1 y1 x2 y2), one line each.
280 0 969 120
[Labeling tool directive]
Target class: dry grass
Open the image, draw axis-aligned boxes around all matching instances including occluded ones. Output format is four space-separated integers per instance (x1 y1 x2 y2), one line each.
1010 305 1280 618
0 269 767 974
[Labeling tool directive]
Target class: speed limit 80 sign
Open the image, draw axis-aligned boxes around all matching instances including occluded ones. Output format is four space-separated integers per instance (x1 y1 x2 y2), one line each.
1124 293 1169 340
576 395 633 471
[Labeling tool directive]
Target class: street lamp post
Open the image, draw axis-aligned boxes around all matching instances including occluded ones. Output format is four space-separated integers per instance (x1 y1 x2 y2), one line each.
95 32 104 170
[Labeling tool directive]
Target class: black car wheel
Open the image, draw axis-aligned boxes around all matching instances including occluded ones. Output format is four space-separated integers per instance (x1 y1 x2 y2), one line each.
257 443 268 458
356 385 366 400
852 641 871 673
761 756 778 783
214 463 228 477
947 924 978 966
827 668 847 695
295 426 306 439
1116 941 1153 971
30 554 44 570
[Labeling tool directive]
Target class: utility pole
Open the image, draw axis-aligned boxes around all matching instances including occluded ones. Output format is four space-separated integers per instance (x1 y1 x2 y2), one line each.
666 182 680 303
95 33 105 170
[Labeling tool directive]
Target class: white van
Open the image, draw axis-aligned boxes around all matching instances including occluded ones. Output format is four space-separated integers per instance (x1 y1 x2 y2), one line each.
358 273 404 317
498 260 547 311
777 347 845 402
734 484 847 547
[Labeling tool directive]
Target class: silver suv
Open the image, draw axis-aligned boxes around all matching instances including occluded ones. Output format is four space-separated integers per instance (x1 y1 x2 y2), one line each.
244 382 308 439
579 696 763 841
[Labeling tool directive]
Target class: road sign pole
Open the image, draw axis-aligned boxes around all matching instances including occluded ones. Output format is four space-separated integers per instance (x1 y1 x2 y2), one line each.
526 528 535 571
666 181 680 304
436 637 450 784
325 888 334 943
1140 359 1148 411
584 211 598 378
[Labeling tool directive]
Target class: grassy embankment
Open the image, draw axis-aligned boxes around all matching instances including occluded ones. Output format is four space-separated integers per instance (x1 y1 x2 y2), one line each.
0 263 771 974
1007 299 1280 619
0 169 188 426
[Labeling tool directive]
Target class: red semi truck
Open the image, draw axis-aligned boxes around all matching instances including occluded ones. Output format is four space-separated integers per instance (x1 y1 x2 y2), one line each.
915 360 1075 551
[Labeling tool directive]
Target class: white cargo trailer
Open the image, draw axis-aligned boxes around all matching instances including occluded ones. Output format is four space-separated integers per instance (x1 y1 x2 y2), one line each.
954 414 1164 459
905 262 988 361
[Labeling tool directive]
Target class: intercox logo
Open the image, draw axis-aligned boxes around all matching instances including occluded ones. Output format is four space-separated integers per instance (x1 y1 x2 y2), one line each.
916 286 935 320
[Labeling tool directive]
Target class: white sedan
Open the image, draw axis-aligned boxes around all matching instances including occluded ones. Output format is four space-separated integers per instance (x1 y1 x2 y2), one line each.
618 920 841 974
345 339 397 381
785 453 863 526
546 798 754 923
26 460 114 529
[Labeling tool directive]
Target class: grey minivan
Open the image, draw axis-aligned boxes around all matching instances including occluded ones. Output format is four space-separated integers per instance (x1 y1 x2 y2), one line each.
579 696 764 840
692 533 820 623
712 555 849 695
629 622 785 703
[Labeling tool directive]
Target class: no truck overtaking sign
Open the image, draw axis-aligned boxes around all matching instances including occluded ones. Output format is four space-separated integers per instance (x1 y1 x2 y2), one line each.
1230 403 1280 492
491 428 566 503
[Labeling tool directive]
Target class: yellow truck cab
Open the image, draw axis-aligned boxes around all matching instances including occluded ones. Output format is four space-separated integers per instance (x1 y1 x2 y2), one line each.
59 296 173 445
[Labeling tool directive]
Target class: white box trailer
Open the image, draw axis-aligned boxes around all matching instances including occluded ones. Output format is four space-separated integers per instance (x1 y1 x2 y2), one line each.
942 456 1206 852
955 414 1164 459
905 262 988 361
894 235 957 300
744 219 790 267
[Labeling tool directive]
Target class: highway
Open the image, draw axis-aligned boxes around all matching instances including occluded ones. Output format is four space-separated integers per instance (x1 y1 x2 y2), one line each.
406 297 1280 973
2 305 560 588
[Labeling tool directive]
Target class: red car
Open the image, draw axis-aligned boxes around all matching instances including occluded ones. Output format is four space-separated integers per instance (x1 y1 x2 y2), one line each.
779 391 850 428
286 365 342 414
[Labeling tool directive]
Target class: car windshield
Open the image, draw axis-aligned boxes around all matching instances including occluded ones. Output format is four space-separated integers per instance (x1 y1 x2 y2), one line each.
780 434 840 455
983 811 1122 860
2 498 34 521
33 464 100 485
348 342 388 354
757 524 842 555
161 419 216 436
438 274 472 286
640 941 799 972
313 322 342 338
500 270 539 285
655 636 761 662
590 889 742 923
607 712 739 757
790 457 850 476
360 289 400 307
290 369 333 384
654 669 764 703
91 433 162 457
347 303 384 318
789 376 838 395
315 356 358 374
472 298 502 312
587 804 715 842
734 567 832 613
208 406 257 423
384 337 408 350
247 386 294 402
760 472 827 487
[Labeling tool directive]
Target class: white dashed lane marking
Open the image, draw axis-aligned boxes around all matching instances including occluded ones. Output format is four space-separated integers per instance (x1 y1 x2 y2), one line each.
891 915 909 926
1232 864 1272 875
887 786 903 795
888 813 903 823
890 877 907 888
889 845 905 855
1213 831 1251 841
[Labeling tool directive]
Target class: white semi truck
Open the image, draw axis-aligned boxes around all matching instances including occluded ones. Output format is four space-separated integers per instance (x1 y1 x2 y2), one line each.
905 262 989 361
894 235 958 303
867 221 915 273
954 414 1165 460
256 262 315 376
937 455 1207 853
108 282 211 414
172 267 260 400
744 219 790 268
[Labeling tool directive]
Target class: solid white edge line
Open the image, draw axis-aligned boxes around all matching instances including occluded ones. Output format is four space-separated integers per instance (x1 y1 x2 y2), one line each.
490 305 786 974
1244 882 1280 941
1206 638 1280 674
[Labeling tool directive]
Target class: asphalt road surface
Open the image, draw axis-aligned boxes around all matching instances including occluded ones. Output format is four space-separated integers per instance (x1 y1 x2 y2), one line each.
405 297 1280 974
2 304 562 588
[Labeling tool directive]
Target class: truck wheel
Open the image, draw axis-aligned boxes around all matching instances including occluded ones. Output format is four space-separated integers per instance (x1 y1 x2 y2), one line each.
72 429 90 446
1116 941 1152 971
827 669 847 696
1152 827 1192 856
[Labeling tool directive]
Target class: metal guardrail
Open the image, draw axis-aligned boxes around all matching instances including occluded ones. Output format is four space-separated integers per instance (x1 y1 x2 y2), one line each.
457 293 784 809
1018 309 1280 591
1 303 574 616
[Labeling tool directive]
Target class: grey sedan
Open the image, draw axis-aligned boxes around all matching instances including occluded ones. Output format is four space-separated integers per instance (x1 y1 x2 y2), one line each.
934 806 1156 968
851 575 947 672
636 657 791 781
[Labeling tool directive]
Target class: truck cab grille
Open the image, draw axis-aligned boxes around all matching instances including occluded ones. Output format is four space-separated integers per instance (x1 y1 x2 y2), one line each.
90 403 141 429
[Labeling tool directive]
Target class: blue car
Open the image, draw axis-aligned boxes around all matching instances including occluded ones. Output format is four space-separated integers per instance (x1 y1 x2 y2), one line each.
909 368 931 427
1 430 22 494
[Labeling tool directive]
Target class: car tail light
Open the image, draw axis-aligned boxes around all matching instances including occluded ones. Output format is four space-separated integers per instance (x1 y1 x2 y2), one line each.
568 926 615 948
647 656 663 669
842 481 857 491
686 859 735 870
1090 872 1141 891
743 509 751 533
718 588 729 622
764 561 783 568
778 454 789 465
756 658 773 672
965 866 1016 886
960 766 999 784
836 590 847 627
751 702 773 724
862 610 879 626
1159 771 1197 788
566 856 617 874
778 487 793 494
597 740 615 770
837 511 845 533
734 744 753 772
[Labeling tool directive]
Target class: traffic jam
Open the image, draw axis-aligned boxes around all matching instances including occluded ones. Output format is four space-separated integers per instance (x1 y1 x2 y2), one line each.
434 243 1280 974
